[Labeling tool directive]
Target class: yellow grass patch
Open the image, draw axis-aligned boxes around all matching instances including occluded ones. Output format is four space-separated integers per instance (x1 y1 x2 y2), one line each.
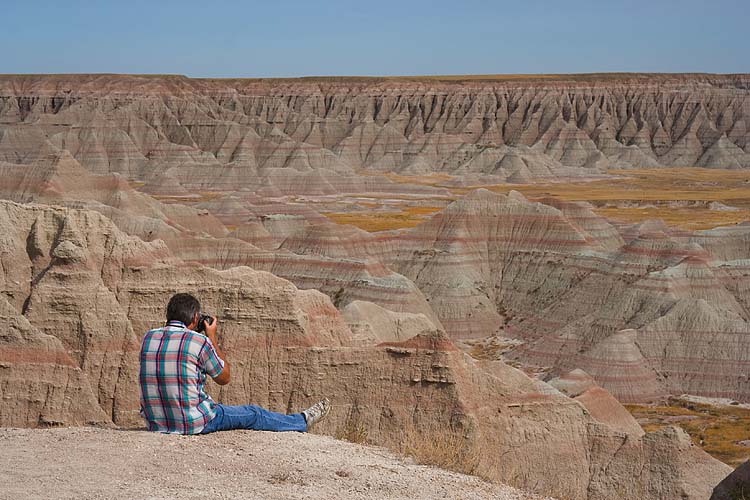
381 171 455 188
398 423 483 479
482 168 750 203
335 407 370 445
322 206 443 232
486 168 750 229
593 207 750 230
194 191 224 202
626 400 750 467
369 168 750 230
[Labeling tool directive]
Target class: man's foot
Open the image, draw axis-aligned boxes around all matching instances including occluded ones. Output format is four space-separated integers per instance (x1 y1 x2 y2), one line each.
302 398 331 427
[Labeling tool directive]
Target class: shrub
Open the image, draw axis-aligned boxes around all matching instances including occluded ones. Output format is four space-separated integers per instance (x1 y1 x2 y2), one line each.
335 406 369 445
397 423 483 478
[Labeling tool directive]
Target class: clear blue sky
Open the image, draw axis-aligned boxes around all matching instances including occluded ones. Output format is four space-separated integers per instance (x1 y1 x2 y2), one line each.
4 0 748 77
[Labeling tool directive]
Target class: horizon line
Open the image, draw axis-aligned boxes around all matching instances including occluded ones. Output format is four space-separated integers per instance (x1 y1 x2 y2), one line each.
1 71 749 83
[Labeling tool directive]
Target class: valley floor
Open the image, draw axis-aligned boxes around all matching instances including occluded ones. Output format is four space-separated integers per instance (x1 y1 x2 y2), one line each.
314 168 750 232
626 397 750 468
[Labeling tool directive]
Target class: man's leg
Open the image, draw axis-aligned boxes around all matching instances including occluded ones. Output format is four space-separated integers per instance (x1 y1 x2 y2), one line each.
202 404 307 433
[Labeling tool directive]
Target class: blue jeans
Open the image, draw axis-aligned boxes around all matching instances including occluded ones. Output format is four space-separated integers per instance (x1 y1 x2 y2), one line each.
200 404 307 433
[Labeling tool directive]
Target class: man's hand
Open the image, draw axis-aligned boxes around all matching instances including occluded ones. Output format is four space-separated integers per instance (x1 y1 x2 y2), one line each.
204 316 231 385
204 316 218 341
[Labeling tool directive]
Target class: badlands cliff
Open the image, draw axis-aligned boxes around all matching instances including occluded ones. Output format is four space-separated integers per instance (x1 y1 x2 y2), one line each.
1 134 750 396
2 73 750 498
378 190 750 403
0 73 749 191
0 199 732 499
5 149 750 406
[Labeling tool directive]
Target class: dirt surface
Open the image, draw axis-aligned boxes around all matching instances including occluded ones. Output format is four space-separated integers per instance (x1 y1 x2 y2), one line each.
0 427 546 500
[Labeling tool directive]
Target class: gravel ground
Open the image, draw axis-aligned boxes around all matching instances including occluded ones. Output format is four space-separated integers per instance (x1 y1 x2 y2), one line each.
0 427 547 499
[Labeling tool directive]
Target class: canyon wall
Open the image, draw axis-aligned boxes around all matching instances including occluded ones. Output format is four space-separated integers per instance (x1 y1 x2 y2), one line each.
1 73 749 496
0 199 731 499
1 74 749 190
3 149 750 405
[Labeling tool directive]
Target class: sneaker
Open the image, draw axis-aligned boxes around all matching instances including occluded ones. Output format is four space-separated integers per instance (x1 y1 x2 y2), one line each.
302 398 331 427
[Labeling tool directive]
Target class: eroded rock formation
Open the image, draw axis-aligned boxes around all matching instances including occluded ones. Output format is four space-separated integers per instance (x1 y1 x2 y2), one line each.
4 146 750 406
2 72 750 498
367 189 750 403
1 74 749 191
0 200 732 499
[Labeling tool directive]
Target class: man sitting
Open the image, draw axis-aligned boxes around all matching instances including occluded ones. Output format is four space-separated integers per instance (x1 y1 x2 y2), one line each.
139 292 330 434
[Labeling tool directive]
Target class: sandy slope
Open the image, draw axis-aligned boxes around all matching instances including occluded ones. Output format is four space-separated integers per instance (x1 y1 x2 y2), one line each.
0 427 546 500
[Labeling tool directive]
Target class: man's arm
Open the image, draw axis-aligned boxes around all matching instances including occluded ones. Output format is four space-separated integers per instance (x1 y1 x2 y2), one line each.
204 317 231 385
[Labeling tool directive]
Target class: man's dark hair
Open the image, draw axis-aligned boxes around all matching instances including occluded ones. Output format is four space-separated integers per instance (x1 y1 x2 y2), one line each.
166 293 200 326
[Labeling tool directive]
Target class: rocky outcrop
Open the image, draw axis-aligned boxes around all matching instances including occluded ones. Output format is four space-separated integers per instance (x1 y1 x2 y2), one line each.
0 296 110 427
0 151 439 326
3 93 750 404
340 300 440 345
0 200 732 499
0 200 352 425
711 460 750 500
1 74 749 192
549 370 644 437
340 189 750 404
9 150 748 405
0 151 227 242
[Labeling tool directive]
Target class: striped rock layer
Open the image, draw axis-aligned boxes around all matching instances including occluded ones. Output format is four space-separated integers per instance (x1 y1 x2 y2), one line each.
0 152 439 325
373 189 750 403
3 148 750 405
247 185 750 404
0 74 749 192
0 200 731 500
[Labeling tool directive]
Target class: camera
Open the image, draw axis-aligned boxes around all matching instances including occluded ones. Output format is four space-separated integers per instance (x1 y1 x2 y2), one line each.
195 313 214 333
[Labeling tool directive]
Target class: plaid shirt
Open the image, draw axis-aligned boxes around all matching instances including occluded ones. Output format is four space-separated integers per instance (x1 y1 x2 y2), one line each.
139 320 225 434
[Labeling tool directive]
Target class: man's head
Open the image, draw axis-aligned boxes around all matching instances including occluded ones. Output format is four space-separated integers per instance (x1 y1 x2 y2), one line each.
166 293 200 327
